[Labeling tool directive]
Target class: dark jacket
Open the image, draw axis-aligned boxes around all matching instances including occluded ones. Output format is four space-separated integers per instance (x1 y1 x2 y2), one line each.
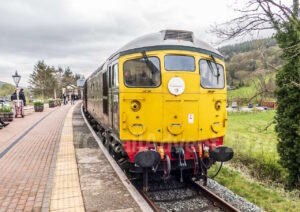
19 91 26 106
11 92 17 101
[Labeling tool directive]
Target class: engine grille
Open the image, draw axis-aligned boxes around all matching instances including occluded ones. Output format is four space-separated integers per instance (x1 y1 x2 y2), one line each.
163 30 194 42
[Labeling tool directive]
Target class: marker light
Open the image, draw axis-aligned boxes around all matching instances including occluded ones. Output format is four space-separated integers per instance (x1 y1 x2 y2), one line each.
131 100 141 112
198 144 203 158
157 146 164 160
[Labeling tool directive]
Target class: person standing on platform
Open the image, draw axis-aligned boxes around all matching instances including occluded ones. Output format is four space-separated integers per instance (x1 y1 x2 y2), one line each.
11 91 17 101
63 93 67 105
19 88 26 106
71 92 75 105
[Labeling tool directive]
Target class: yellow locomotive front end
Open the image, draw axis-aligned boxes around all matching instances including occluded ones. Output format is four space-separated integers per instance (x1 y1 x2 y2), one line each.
118 42 233 185
84 30 234 188
119 50 227 143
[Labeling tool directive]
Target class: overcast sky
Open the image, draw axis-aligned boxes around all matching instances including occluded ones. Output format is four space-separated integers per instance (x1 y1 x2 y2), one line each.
0 0 271 87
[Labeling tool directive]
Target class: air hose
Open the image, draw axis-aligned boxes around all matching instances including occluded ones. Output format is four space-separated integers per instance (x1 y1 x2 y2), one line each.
200 159 223 179
162 154 171 181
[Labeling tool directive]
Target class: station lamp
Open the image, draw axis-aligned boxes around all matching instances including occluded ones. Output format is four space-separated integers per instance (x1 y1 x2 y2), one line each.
12 71 21 87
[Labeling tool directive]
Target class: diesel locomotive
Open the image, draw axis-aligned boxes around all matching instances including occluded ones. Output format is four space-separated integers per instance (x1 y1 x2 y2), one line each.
83 30 233 189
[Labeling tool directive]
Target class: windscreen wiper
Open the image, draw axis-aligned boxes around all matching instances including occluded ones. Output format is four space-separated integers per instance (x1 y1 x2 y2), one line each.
142 51 159 74
210 54 220 84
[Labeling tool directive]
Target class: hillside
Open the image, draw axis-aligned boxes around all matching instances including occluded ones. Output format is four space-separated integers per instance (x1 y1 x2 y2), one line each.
219 38 281 85
219 38 281 102
0 81 15 98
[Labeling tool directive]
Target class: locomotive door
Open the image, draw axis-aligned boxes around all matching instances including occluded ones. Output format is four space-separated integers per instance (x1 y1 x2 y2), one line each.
108 64 113 130
108 61 119 134
102 66 109 127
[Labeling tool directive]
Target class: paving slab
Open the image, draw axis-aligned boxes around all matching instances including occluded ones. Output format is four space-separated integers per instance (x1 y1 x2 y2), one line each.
0 104 71 212
0 105 54 153
50 104 84 212
72 104 142 212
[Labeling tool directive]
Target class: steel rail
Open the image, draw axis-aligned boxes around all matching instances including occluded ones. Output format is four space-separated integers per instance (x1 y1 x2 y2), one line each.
137 179 239 212
187 179 240 212
139 191 161 212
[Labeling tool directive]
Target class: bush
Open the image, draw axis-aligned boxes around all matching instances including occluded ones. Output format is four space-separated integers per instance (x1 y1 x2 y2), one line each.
275 20 300 188
33 100 44 112
0 105 12 113
48 99 54 104
33 100 44 107
48 98 55 108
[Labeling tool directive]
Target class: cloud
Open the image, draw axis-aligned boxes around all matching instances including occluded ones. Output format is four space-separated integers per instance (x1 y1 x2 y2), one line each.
0 0 270 86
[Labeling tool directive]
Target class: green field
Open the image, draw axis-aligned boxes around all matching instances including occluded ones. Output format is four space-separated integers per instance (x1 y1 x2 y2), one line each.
208 110 300 211
227 84 256 101
225 110 278 162
227 73 276 103
224 110 286 184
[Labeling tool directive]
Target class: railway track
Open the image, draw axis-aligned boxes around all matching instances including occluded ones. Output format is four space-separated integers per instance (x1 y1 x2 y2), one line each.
82 105 239 212
135 176 239 212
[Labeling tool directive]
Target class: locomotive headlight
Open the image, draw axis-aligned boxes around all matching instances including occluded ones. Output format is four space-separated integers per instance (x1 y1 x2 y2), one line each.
131 100 141 112
215 101 221 111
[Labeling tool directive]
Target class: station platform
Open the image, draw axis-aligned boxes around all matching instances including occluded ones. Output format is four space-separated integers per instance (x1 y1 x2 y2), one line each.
0 102 144 212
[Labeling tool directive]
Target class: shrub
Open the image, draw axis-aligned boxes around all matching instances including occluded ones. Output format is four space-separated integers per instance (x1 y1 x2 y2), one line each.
48 98 55 108
33 100 44 107
0 105 12 112
48 99 54 104
33 100 44 112
275 19 300 188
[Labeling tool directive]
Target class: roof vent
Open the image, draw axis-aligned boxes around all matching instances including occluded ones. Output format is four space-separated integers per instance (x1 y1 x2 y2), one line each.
163 30 194 42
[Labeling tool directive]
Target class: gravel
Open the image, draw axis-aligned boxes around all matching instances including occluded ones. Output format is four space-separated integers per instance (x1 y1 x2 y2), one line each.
205 178 263 212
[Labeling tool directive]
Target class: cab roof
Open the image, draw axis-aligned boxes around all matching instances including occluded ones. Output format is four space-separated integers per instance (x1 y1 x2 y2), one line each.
111 29 223 60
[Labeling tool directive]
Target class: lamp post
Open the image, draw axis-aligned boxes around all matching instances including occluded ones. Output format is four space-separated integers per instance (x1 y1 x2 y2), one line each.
12 71 21 116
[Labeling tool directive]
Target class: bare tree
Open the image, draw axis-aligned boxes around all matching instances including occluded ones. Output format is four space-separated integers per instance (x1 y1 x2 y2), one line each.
213 0 300 187
213 0 298 37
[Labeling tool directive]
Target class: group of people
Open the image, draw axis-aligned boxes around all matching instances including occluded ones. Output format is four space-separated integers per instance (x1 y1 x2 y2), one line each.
63 92 76 105
11 88 26 106
1 90 77 130
0 89 27 130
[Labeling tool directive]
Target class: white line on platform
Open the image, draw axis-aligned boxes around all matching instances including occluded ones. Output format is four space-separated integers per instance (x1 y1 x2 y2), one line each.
81 104 153 212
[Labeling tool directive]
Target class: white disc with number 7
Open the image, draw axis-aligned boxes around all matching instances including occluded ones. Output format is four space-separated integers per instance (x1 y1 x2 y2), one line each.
168 77 185 96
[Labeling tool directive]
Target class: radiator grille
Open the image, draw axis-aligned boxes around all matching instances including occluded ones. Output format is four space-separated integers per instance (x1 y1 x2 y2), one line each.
163 30 194 42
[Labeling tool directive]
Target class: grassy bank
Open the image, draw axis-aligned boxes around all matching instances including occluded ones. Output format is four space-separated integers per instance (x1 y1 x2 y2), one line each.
208 165 300 212
209 110 300 211
225 110 278 160
224 110 288 184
